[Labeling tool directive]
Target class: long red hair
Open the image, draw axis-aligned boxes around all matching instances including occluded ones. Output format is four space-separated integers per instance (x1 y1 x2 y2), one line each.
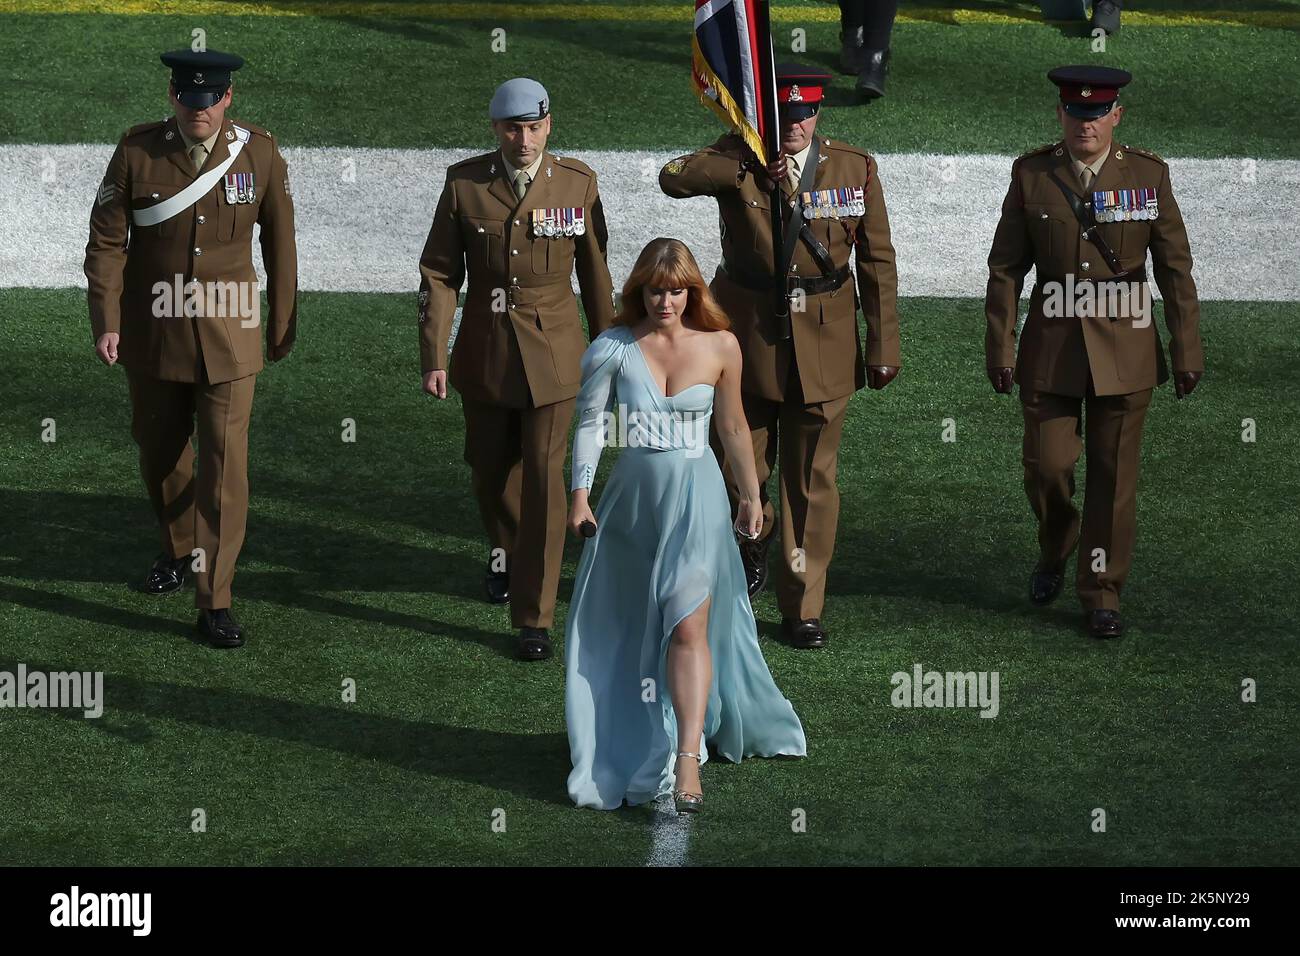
614 238 730 331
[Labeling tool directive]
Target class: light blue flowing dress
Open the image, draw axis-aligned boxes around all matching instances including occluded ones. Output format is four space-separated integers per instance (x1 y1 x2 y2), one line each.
564 325 807 810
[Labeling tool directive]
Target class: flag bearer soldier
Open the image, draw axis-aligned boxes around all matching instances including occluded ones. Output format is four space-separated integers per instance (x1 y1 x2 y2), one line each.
660 63 900 649
85 48 298 648
418 78 617 661
984 66 1204 638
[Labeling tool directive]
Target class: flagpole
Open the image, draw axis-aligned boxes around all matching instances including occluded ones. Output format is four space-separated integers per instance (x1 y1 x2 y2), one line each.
753 1 790 339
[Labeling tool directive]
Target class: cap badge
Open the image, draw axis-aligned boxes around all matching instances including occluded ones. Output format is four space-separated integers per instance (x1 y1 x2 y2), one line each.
788 85 803 102
194 72 204 86
225 130 234 140
1081 86 1092 98
164 130 174 141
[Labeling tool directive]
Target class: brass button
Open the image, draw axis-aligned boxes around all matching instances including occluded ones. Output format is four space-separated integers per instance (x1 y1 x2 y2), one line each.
197 215 206 224
151 192 160 199
514 219 521 226
1081 261 1090 270
511 249 518 256
1039 212 1048 220
194 247 202 256
477 225 485 233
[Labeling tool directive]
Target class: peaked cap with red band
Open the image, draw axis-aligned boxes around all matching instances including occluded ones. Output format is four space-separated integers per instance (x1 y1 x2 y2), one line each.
1048 65 1132 120
776 62 833 122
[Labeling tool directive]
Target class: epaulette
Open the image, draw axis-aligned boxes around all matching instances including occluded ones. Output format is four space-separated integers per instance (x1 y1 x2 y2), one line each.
1120 145 1167 166
1019 142 1059 160
821 138 870 160
448 151 499 173
234 121 272 141
124 120 166 139
1011 143 1060 172
552 155 595 177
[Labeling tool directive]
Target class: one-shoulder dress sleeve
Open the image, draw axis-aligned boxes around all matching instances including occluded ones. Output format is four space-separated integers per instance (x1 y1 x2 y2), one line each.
570 329 624 492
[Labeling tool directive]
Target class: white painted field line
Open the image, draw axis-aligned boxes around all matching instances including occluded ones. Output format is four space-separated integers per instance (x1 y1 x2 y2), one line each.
645 796 692 867
4 145 1298 301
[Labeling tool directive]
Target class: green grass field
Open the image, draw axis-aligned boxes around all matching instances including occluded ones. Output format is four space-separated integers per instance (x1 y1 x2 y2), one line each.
2 291 1297 865
1 3 1299 155
2 1 1299 865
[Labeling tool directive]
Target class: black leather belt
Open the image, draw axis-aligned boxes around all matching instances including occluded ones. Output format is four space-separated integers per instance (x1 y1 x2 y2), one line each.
1037 265 1148 289
720 261 850 296
1035 267 1150 322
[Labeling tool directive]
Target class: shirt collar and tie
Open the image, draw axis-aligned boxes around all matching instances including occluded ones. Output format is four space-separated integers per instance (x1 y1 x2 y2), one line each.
1069 150 1108 191
502 151 545 200
178 125 222 173
784 141 813 203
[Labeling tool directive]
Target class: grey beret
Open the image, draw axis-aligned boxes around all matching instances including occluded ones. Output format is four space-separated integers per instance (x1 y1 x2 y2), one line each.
489 78 550 121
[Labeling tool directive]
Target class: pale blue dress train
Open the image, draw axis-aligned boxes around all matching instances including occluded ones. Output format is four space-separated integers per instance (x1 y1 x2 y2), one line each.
564 324 807 810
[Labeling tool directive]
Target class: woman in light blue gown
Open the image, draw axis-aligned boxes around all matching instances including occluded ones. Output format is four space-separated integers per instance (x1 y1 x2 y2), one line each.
564 238 806 813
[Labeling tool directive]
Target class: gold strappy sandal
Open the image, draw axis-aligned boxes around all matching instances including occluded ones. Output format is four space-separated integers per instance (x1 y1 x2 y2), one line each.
673 751 704 815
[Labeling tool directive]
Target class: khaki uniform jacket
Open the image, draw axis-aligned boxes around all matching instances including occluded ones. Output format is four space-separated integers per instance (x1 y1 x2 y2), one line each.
660 133 899 403
418 149 617 409
985 142 1204 397
84 115 298 384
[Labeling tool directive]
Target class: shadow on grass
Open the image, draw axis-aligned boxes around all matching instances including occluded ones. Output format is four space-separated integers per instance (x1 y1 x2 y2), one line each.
0 488 524 655
2 656 633 816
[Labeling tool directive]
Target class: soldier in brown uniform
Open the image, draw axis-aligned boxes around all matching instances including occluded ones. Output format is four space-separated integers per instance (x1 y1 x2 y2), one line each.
985 66 1204 638
418 78 616 661
85 49 298 649
660 63 900 649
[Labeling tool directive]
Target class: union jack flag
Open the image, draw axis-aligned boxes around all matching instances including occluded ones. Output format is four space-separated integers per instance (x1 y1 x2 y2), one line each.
691 0 777 165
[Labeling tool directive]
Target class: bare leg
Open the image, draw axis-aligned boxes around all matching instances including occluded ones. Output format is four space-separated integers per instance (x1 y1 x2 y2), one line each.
668 596 712 797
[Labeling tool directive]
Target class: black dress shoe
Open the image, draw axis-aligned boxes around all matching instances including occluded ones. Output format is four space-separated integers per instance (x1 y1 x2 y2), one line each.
838 26 864 74
855 48 890 98
485 562 509 605
143 553 188 594
781 617 827 649
1030 568 1064 605
197 608 245 648
517 626 551 661
1087 609 1124 639
738 533 772 598
1091 0 1121 34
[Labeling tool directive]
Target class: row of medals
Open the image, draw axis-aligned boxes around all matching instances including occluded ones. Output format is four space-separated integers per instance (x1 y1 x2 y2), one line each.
1094 189 1159 223
801 188 865 220
1096 205 1159 222
224 173 255 204
531 209 586 238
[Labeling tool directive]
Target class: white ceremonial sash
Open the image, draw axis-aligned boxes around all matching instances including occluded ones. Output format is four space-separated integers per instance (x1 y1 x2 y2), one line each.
132 125 250 227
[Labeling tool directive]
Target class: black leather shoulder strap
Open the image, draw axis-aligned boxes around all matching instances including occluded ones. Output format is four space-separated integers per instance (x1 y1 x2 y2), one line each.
1047 170 1125 275
778 137 820 276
